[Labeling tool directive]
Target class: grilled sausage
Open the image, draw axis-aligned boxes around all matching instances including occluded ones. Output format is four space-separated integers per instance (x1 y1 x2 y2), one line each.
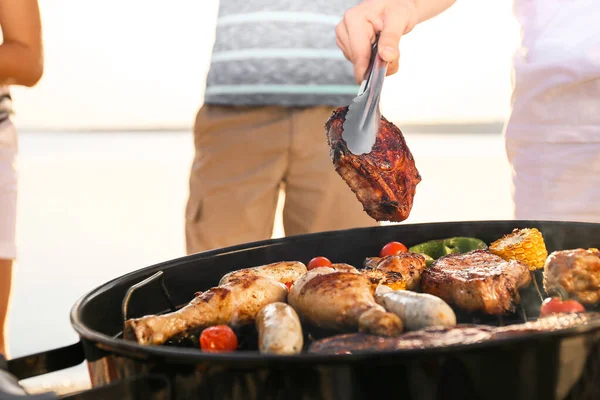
375 285 456 331
255 302 303 354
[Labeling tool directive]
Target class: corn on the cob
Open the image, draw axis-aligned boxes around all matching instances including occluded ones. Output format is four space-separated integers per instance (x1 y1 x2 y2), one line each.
489 228 548 270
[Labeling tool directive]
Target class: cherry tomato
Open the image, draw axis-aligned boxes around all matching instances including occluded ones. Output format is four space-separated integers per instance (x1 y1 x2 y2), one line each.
540 297 585 317
307 256 332 270
285 281 294 291
380 241 408 257
200 325 238 352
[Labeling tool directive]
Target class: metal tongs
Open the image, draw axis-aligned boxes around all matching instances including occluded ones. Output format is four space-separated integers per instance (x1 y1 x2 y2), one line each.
342 34 389 155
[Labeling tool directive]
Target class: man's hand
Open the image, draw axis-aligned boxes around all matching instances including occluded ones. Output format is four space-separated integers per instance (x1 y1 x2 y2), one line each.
336 0 418 84
336 0 457 84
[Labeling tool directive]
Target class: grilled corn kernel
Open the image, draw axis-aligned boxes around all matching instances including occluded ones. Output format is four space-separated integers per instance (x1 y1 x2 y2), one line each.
489 228 548 270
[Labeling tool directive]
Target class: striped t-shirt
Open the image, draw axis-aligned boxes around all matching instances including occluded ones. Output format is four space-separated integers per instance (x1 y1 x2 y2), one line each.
204 0 361 107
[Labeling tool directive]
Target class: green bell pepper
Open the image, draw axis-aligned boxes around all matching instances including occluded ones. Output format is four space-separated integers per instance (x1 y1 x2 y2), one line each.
409 237 488 266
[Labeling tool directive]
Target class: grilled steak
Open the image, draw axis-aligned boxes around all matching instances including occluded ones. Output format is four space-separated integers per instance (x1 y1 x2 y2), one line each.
309 312 600 354
325 106 421 222
421 250 531 314
363 252 427 290
543 248 600 305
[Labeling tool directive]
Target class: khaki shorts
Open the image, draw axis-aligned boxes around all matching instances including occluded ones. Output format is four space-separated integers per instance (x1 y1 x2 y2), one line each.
185 104 378 254
0 120 17 260
506 138 600 223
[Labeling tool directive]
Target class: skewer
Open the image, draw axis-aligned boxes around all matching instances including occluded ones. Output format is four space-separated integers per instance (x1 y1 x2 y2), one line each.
496 315 505 326
519 304 528 323
530 271 545 303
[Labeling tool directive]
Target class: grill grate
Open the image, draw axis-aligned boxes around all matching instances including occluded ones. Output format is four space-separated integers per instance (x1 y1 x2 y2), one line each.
120 271 546 337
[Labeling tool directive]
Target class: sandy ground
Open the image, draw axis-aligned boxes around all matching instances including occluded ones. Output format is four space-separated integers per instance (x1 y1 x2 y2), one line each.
7 129 512 395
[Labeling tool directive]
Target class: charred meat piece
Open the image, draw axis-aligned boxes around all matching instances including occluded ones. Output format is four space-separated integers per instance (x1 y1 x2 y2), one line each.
309 312 600 354
421 250 531 314
288 266 403 337
363 252 427 290
309 326 495 354
493 312 600 337
543 248 600 305
309 333 400 354
325 107 421 222
124 261 307 345
361 268 406 293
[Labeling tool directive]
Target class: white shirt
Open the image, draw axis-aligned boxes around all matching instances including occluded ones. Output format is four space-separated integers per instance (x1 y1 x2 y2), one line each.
506 0 600 142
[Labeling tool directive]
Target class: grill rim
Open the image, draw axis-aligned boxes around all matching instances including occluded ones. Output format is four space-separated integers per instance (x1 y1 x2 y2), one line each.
70 219 600 366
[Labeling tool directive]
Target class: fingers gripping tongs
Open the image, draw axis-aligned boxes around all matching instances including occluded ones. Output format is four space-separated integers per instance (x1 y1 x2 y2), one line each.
341 34 389 155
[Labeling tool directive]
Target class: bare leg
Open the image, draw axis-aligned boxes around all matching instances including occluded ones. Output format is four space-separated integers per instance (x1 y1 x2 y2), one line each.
0 259 12 357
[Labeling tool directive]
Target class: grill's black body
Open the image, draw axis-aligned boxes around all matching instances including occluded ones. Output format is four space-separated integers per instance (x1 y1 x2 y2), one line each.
3 220 600 400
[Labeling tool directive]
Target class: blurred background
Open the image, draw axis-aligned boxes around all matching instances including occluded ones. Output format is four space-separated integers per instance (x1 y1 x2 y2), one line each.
7 0 520 392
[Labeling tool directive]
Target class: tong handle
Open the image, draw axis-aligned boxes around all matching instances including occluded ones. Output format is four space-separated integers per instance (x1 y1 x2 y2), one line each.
358 34 386 95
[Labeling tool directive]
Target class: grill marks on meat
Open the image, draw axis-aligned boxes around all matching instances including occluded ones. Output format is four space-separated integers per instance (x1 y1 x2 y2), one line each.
421 250 531 315
494 312 599 336
309 312 600 354
219 261 307 286
309 326 495 354
363 252 427 290
543 248 600 305
124 276 285 345
123 261 307 345
288 266 403 337
325 107 421 222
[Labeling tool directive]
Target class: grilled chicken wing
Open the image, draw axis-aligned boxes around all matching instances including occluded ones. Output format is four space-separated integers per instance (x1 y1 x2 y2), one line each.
288 266 403 336
325 106 421 222
544 248 600 305
363 252 427 291
124 261 307 345
219 261 307 286
421 250 531 314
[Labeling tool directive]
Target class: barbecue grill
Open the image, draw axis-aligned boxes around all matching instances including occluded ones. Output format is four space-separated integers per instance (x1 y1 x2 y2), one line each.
1 220 600 400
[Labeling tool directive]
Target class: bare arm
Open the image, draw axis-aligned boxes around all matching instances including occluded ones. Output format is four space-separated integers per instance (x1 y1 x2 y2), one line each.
336 0 456 83
414 0 456 24
0 0 43 87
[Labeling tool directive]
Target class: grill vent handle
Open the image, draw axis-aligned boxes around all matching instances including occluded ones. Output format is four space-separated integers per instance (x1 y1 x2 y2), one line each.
0 354 58 399
6 342 84 381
